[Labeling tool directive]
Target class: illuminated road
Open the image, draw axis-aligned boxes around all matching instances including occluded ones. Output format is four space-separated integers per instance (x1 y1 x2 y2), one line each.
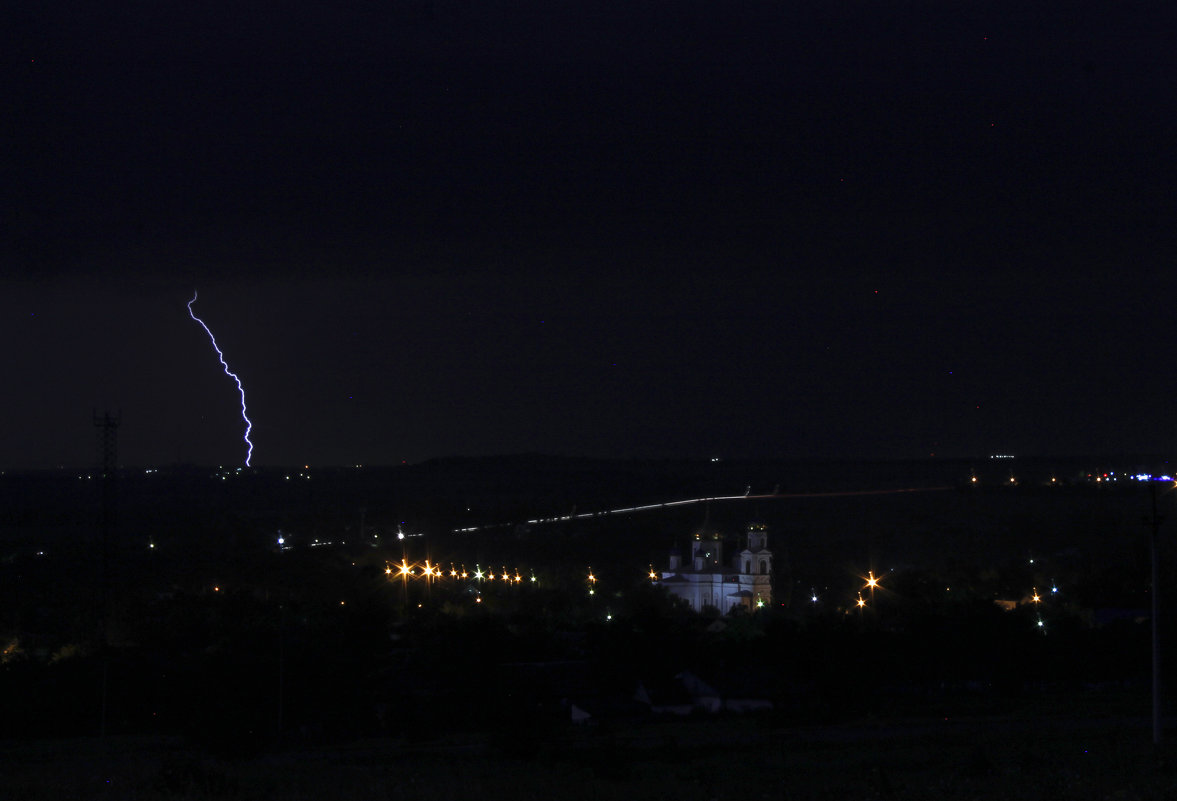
453 486 954 533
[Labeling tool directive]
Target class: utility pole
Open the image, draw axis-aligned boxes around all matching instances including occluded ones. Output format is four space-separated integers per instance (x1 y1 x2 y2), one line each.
1149 480 1163 748
93 410 120 737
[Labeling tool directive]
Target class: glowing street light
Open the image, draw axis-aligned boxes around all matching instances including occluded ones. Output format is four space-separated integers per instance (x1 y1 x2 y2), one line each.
395 558 413 607
864 570 881 605
648 564 659 581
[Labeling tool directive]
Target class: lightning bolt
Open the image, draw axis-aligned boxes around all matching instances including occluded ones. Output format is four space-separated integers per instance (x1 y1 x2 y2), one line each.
187 291 254 466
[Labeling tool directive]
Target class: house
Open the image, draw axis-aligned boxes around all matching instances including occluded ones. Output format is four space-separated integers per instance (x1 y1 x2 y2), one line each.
634 669 774 715
659 523 773 613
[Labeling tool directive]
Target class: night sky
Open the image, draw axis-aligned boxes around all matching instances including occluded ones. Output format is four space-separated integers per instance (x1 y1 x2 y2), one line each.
5 1 1176 469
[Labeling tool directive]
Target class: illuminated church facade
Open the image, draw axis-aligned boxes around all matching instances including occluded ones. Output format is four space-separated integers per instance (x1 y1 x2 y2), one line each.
659 523 773 613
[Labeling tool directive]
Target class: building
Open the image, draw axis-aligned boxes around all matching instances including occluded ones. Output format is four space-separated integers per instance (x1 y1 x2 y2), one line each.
659 523 773 613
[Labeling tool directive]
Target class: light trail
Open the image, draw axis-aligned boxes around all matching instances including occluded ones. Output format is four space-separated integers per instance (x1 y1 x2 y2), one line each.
453 486 954 533
187 291 254 466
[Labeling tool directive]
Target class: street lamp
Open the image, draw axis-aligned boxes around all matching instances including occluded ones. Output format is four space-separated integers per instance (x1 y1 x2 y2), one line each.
397 558 412 606
864 570 881 605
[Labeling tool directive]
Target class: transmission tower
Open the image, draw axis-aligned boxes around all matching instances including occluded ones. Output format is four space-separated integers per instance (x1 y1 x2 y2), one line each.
94 410 120 576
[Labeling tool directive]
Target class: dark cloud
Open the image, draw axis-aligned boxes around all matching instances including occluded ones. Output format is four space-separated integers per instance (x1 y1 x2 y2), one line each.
4 1 1175 466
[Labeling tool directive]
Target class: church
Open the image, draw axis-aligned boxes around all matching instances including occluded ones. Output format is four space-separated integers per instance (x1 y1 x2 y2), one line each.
659 523 773 613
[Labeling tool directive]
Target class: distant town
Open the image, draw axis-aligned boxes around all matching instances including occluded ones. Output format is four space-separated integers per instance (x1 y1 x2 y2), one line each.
2 454 1174 796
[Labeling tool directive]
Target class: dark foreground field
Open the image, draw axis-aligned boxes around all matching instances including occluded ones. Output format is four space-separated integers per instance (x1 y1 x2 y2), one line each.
5 704 1177 801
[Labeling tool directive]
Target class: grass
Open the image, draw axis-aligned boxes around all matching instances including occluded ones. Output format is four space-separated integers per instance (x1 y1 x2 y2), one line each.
4 711 1177 800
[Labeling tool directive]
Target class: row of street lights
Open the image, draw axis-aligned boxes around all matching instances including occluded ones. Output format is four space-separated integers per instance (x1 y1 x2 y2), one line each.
383 559 543 585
